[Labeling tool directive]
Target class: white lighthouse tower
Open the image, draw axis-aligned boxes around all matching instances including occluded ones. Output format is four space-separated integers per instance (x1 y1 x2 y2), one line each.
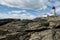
42 6 56 17
50 6 56 16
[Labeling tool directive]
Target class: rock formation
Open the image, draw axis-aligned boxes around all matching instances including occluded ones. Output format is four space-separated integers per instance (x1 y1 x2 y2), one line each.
0 16 60 40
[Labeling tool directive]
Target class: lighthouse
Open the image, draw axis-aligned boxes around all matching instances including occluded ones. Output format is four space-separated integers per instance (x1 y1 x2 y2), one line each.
42 6 56 17
51 6 56 16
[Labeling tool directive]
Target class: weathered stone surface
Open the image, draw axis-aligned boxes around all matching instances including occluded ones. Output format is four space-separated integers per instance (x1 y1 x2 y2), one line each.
0 16 60 40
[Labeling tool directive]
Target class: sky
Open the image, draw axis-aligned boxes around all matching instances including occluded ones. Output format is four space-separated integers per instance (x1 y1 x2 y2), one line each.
0 0 60 19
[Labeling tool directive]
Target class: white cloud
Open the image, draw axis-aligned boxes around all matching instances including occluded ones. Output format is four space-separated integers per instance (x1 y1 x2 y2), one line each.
8 11 21 14
20 13 37 19
8 10 27 14
0 0 60 19
56 7 60 14
0 0 49 10
1 0 60 11
54 1 60 7
0 13 20 19
0 10 37 19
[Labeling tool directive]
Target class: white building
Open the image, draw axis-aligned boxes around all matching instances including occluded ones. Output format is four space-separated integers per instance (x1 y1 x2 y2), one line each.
49 6 56 16
42 6 56 17
42 14 48 17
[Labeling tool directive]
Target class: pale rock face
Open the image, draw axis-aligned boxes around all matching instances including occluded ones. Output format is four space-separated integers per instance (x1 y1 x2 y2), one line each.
29 29 60 40
27 22 41 30
29 30 52 40
0 16 60 40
